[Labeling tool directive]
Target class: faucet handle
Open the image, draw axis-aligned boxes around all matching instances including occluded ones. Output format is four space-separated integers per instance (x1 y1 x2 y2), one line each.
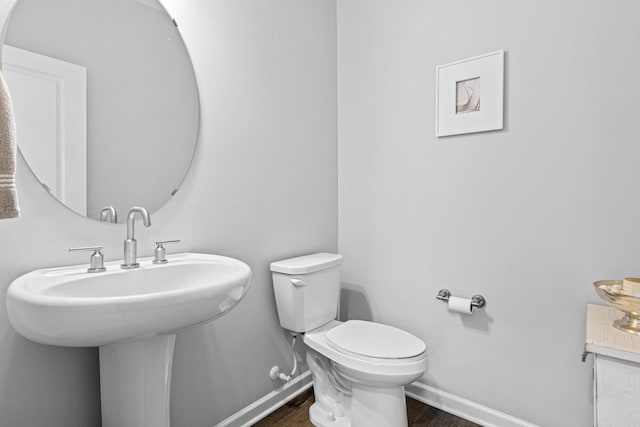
153 240 181 264
99 206 118 223
69 246 106 273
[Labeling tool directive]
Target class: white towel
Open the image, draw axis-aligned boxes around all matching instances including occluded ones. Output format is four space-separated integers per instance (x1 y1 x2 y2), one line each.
0 69 19 219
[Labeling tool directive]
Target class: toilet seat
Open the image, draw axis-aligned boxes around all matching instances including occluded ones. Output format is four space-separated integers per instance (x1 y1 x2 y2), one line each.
304 321 427 386
326 320 426 359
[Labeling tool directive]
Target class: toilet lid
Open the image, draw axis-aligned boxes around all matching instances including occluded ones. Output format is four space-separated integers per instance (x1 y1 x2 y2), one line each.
326 320 426 359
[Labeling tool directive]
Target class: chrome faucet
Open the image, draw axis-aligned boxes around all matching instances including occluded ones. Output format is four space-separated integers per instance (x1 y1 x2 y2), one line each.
99 206 118 223
121 207 151 269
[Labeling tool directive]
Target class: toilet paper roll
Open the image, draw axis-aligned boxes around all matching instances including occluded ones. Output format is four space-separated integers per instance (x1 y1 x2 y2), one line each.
448 296 473 315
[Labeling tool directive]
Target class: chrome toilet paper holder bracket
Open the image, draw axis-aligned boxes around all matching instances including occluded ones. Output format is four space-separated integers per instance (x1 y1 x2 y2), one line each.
436 289 486 309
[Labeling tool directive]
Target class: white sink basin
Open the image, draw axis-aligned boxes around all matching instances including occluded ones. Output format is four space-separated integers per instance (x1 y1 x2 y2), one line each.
6 252 252 347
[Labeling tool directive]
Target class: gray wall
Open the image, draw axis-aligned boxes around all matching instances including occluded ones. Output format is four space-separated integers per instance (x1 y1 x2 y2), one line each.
337 0 640 426
0 0 337 426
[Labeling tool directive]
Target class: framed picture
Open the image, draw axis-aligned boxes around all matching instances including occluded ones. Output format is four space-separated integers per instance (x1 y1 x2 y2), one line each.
435 50 504 137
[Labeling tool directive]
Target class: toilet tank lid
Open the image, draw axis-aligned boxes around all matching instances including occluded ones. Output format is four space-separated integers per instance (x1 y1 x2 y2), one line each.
270 253 343 274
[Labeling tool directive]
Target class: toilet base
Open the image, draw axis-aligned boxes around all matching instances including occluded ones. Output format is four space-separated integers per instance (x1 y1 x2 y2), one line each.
309 384 409 427
306 347 410 427
350 383 407 427
309 403 350 427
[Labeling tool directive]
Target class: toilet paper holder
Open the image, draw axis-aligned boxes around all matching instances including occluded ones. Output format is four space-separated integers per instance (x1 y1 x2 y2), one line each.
436 289 486 309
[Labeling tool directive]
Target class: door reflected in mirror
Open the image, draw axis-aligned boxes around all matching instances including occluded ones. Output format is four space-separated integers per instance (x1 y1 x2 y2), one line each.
2 0 199 223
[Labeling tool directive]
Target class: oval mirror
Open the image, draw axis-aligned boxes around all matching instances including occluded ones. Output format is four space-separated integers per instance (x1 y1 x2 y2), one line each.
2 0 199 223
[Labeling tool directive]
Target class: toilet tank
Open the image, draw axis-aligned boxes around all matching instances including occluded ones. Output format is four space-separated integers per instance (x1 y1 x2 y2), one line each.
270 253 343 333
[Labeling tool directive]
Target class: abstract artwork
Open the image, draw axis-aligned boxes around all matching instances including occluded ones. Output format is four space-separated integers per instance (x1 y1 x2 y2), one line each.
456 77 480 114
436 51 504 137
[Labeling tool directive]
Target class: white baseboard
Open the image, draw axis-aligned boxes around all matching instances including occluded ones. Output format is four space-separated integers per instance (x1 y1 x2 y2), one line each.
405 382 538 427
214 373 536 427
213 370 313 427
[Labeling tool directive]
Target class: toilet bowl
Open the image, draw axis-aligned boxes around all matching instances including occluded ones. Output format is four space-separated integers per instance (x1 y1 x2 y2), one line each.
305 320 427 386
304 320 427 427
270 253 428 427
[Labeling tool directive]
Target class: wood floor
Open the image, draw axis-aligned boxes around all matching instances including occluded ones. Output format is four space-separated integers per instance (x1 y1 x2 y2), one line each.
252 389 480 426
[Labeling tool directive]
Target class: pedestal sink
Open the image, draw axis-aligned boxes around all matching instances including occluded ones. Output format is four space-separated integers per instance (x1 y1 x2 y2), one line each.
6 252 252 427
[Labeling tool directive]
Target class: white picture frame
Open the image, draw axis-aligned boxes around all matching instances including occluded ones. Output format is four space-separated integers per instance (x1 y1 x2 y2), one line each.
435 50 504 137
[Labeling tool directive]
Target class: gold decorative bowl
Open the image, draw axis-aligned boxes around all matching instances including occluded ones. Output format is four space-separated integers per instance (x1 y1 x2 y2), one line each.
594 278 640 335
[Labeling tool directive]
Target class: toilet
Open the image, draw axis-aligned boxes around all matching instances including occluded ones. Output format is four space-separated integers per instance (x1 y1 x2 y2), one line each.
271 253 428 427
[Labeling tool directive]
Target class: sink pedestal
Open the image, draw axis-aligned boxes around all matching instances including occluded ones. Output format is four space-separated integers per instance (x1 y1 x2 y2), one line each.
100 334 176 427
